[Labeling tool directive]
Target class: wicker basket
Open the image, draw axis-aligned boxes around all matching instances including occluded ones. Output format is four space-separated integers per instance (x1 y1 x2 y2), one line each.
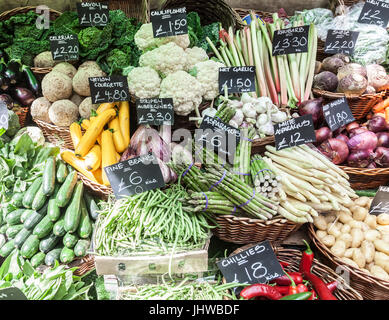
339 165 389 190
226 244 363 300
15 107 30 128
78 172 113 200
33 118 73 149
212 215 301 245
70 254 96 277
308 224 389 300
0 6 62 75
313 88 387 120
159 0 244 29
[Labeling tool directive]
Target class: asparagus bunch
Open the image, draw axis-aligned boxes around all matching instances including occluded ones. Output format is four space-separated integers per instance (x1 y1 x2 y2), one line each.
233 127 256 185
185 191 241 215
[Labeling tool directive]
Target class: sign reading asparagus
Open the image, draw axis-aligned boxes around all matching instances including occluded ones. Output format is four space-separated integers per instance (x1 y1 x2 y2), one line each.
76 2 109 27
274 114 316 151
358 0 389 28
323 97 355 132
219 66 256 94
324 30 359 56
217 240 284 294
89 76 130 104
272 26 310 56
0 102 8 137
104 152 165 199
136 98 174 125
369 186 389 215
150 7 188 38
49 34 79 61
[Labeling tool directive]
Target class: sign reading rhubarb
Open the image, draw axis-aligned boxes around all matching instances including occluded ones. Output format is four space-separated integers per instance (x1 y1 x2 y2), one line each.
272 26 310 56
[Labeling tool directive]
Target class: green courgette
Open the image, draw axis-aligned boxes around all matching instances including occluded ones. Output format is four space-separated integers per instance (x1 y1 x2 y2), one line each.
53 217 66 237
0 240 15 257
47 185 61 222
5 224 24 239
39 233 60 253
42 157 56 195
31 184 48 211
45 247 62 266
11 192 25 208
22 177 43 209
84 192 100 221
56 171 77 208
31 252 46 268
74 239 90 257
56 160 68 183
63 232 78 248
60 246 75 263
5 209 25 226
21 234 40 258
14 228 32 249
33 215 54 239
23 210 45 230
78 198 92 239
64 181 83 233
0 224 8 234
20 209 35 224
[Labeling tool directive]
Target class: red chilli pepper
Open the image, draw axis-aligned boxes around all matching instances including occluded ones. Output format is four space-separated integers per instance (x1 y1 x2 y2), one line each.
271 272 303 286
296 283 309 293
299 239 314 274
308 290 318 300
273 286 290 296
302 272 337 300
326 281 338 293
240 284 283 300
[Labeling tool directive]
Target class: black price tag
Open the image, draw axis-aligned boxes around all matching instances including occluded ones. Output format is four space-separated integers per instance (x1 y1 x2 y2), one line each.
150 7 188 38
0 102 8 137
219 66 256 94
324 29 359 56
323 98 355 132
196 116 240 164
274 114 316 151
0 287 28 300
49 34 79 61
104 153 166 199
358 0 389 28
217 241 284 295
272 26 310 56
89 76 130 104
76 2 109 27
369 186 389 215
136 98 174 126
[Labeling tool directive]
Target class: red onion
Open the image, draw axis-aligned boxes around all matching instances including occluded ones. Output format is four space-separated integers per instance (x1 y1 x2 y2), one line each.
157 157 171 183
368 115 389 133
376 132 389 148
347 131 377 152
320 138 349 164
298 97 324 128
347 150 372 168
349 127 368 138
336 134 349 144
333 125 346 137
346 122 359 132
315 127 332 144
374 147 389 167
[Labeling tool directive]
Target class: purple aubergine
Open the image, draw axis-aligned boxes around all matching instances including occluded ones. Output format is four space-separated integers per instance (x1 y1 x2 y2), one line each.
12 87 35 106
0 93 16 109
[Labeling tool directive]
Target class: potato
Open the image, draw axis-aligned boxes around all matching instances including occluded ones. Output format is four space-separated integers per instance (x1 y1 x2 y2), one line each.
364 215 377 229
353 206 368 221
349 205 359 213
377 225 389 234
370 265 389 281
327 225 341 238
316 230 327 239
360 222 370 232
354 197 370 208
344 248 355 258
365 229 381 242
367 262 375 271
377 213 389 226
335 222 343 230
351 228 364 248
341 224 351 234
338 234 353 248
352 248 366 268
324 213 337 223
314 216 327 231
367 198 373 208
338 212 353 224
374 252 389 273
374 239 389 255
331 240 346 257
381 233 389 243
361 240 375 263
348 220 363 229
341 257 359 269
322 235 336 247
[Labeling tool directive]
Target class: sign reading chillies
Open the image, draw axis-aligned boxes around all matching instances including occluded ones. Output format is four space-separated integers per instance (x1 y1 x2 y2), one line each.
272 26 310 56
49 34 79 61
150 7 188 38
218 66 256 94
76 2 109 27
89 76 130 104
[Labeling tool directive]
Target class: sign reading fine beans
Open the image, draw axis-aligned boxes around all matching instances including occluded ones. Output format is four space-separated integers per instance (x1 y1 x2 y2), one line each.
89 76 130 104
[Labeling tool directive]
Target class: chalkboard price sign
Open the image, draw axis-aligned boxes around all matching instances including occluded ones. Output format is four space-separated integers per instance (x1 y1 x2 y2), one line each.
324 29 359 56
219 66 256 94
272 26 310 56
369 186 389 215
77 2 109 27
323 97 355 132
104 152 165 199
50 34 79 61
358 0 389 28
196 116 240 164
150 7 188 38
0 102 8 137
217 240 284 294
274 114 316 151
89 76 130 104
136 98 174 125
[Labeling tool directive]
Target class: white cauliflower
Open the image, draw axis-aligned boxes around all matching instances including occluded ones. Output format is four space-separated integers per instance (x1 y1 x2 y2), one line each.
192 60 225 101
139 42 187 77
160 71 202 116
127 67 161 98
134 23 190 51
185 47 208 71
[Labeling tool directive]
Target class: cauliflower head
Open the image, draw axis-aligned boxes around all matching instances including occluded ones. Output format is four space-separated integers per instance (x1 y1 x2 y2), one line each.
127 67 161 98
135 23 190 51
160 71 202 116
192 60 225 101
185 47 208 71
139 42 187 77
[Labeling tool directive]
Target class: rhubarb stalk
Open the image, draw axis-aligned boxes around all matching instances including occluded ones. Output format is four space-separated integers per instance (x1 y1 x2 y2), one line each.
304 24 318 101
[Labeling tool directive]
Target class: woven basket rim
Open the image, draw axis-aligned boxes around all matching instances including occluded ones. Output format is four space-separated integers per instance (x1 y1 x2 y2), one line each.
34 118 71 133
339 165 389 175
313 88 387 100
308 223 389 290
214 214 300 227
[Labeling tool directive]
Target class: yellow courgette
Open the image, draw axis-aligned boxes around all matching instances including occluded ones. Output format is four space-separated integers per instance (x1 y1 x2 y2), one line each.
69 122 83 149
101 130 117 186
84 145 101 172
80 119 90 131
96 102 116 115
61 151 98 183
108 117 127 153
119 101 130 147
75 109 116 158
93 168 103 185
